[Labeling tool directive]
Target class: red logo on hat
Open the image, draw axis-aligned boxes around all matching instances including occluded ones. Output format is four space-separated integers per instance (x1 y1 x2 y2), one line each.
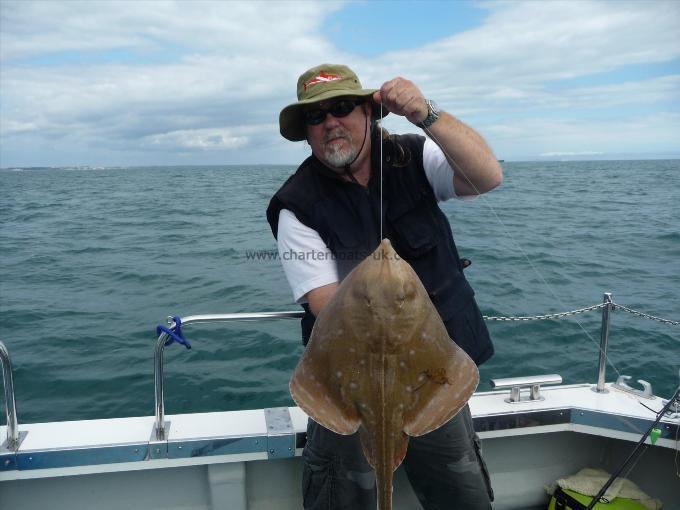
304 71 342 91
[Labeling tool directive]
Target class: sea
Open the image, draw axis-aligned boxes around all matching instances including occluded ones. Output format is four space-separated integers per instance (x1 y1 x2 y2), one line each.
0 160 678 426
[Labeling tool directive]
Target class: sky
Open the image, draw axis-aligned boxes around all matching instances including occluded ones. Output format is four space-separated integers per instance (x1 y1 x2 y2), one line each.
0 0 679 167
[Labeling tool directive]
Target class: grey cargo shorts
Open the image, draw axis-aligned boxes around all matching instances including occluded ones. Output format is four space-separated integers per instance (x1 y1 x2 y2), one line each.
301 404 493 510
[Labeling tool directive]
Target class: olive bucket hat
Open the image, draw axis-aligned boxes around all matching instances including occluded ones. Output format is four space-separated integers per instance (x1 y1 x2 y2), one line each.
279 63 388 141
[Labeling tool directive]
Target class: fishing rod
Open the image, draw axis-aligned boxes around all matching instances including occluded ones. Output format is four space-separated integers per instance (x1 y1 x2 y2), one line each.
581 387 680 510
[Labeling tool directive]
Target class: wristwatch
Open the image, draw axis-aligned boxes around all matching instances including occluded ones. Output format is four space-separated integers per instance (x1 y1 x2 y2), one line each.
417 99 440 129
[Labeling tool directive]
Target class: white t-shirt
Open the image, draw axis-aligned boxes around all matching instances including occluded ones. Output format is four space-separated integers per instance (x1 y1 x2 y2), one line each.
277 138 461 303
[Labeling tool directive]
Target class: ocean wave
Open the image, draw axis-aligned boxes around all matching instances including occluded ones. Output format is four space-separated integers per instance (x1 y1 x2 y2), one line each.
3 161 679 423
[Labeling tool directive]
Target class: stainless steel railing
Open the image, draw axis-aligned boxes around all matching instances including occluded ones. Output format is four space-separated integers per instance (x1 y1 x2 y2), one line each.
0 291 671 454
153 311 305 441
151 295 620 440
595 293 613 393
0 340 20 450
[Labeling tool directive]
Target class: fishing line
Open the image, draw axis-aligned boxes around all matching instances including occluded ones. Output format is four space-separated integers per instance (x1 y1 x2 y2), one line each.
421 122 623 379
380 101 384 240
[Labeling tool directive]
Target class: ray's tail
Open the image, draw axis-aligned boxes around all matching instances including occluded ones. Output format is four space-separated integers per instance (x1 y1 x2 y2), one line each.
375 456 393 510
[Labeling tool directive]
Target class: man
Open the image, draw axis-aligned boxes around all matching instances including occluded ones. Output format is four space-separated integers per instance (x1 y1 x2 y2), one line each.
267 64 502 509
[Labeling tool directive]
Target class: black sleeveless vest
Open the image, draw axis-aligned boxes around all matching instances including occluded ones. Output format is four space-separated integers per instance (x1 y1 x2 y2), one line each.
266 132 494 365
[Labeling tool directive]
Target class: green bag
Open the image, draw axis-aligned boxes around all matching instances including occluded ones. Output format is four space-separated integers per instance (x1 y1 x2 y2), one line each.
549 487 649 510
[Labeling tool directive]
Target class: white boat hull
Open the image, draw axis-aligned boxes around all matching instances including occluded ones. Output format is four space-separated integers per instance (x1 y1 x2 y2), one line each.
2 382 678 509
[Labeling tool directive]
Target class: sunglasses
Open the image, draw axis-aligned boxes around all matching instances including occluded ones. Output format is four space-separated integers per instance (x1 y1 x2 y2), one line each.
304 99 363 126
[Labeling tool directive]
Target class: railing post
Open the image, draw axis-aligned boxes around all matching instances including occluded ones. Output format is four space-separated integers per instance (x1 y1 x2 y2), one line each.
153 329 171 442
0 340 20 450
595 292 613 393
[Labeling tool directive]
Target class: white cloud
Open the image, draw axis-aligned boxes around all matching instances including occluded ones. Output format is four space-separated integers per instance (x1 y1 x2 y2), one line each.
485 112 680 159
1 119 41 135
515 75 680 111
366 1 680 100
1 0 679 165
0 1 344 60
144 129 249 151
0 0 352 161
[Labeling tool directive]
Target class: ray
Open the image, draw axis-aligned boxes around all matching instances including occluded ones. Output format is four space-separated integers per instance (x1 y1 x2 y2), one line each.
290 238 480 510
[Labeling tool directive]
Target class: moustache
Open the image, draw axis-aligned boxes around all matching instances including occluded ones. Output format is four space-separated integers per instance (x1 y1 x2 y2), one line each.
323 129 351 144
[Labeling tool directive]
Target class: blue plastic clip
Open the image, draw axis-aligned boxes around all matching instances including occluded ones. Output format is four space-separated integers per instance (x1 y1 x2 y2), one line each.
156 316 191 349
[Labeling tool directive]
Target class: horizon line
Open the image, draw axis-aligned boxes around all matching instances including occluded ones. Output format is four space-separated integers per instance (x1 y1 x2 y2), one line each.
3 156 680 171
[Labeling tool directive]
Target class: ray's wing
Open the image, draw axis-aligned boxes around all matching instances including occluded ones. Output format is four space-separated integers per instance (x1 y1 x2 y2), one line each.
289 295 363 435
402 306 479 437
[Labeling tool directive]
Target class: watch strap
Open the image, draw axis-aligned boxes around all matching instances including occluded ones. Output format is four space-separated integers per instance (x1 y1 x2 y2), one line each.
417 99 440 129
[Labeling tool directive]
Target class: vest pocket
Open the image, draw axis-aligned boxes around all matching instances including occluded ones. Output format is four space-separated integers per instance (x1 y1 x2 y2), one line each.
320 203 362 255
441 296 493 366
325 222 372 281
428 275 474 321
328 224 360 251
387 191 438 258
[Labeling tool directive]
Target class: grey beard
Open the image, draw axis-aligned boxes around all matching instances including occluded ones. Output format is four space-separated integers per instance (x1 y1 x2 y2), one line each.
322 131 358 168
324 145 359 168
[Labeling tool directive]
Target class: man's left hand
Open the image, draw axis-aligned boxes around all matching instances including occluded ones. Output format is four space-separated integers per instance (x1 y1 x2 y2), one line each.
373 77 428 125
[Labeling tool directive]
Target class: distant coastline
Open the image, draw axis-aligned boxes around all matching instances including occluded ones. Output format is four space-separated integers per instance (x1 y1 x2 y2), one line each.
4 157 680 171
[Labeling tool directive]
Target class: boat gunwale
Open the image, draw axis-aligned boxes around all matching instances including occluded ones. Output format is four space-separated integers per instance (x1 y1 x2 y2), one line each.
2 382 678 481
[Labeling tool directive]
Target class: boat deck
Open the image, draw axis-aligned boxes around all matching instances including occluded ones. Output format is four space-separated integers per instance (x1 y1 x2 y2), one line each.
2 382 678 509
